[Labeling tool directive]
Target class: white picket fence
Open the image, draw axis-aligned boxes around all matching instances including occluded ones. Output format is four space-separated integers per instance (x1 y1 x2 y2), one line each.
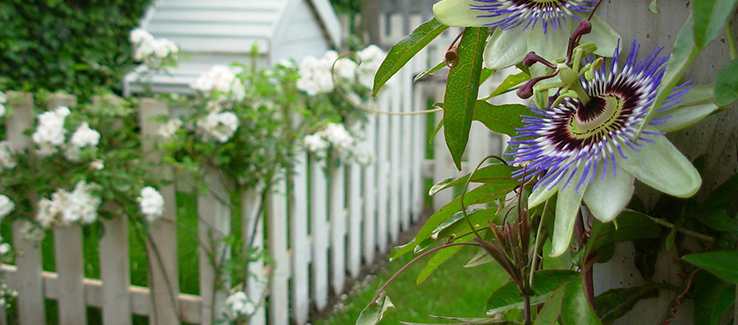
0 10 521 325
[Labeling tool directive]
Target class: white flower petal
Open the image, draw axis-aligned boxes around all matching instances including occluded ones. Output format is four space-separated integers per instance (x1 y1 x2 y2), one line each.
583 166 635 222
528 181 559 208
617 130 701 198
484 27 529 70
551 169 588 257
433 0 502 27
527 24 573 71
581 14 620 58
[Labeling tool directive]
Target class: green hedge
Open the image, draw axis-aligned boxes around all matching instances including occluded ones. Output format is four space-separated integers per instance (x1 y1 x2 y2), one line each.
0 0 151 99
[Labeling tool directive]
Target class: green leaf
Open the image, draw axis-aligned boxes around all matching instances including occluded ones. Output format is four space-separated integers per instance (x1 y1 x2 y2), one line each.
480 68 496 83
595 286 659 325
473 102 529 137
683 250 738 283
587 210 662 255
694 172 738 212
649 0 660 14
416 236 471 284
373 18 448 96
417 182 518 242
714 59 738 106
444 27 488 170
389 238 416 261
560 276 603 325
414 61 446 83
429 163 517 196
665 216 685 251
637 16 701 137
692 0 738 49
356 295 395 325
486 270 579 315
401 315 506 325
534 286 565 325
487 72 530 98
690 209 737 231
693 272 736 325
435 208 497 240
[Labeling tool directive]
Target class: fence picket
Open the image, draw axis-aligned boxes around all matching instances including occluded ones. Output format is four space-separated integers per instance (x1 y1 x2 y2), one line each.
241 188 266 325
411 58 427 221
267 178 289 325
198 169 231 325
389 81 401 243
432 86 456 210
139 99 181 325
347 161 362 279
375 94 390 253
400 67 413 230
6 92 47 325
328 163 346 294
290 152 310 324
362 113 378 264
309 156 329 310
47 94 87 325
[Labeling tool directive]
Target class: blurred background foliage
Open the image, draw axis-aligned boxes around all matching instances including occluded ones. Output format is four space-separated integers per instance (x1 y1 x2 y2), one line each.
329 0 360 14
0 0 151 100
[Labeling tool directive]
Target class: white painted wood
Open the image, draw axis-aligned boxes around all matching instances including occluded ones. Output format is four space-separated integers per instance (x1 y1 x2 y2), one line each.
305 0 342 47
432 85 456 211
309 156 329 310
375 94 390 253
271 0 331 63
389 81 402 243
5 92 46 325
139 99 181 325
268 178 290 325
400 67 413 231
328 163 346 294
290 152 310 325
362 113 378 264
198 168 231 325
53 225 87 325
347 161 362 279
99 216 132 325
241 188 266 325
411 59 428 221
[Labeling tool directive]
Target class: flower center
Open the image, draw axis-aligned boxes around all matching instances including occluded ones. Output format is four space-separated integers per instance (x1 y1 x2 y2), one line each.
569 95 621 137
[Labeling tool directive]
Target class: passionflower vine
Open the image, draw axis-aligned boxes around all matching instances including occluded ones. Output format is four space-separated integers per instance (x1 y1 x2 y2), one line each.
510 40 702 256
433 0 619 73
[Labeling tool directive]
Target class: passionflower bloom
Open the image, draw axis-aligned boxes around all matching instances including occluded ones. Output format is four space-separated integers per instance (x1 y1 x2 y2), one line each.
510 41 703 256
433 0 619 73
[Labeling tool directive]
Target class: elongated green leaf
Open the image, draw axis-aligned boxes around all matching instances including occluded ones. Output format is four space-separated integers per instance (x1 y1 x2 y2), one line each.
595 286 659 325
637 16 701 137
414 61 446 83
587 210 662 254
417 236 472 284
390 238 416 261
444 27 488 170
534 286 565 325
694 172 738 212
356 295 395 325
401 315 506 325
486 270 579 315
435 208 497 240
692 0 738 49
693 272 736 325
373 18 448 96
561 276 603 325
683 250 738 283
473 102 529 137
714 59 738 105
480 68 496 83
488 72 530 98
690 209 737 231
429 163 517 196
418 182 518 242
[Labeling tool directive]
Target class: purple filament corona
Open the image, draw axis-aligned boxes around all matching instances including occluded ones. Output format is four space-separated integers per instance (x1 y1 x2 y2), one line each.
509 40 692 193
470 0 598 33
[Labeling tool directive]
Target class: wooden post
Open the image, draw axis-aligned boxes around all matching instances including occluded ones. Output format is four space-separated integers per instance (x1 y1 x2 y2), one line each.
347 160 363 279
389 79 402 243
309 155 329 310
241 188 265 325
401 67 413 231
328 162 346 294
267 178 289 325
362 112 378 264
139 99 181 325
376 94 390 253
290 152 310 324
7 92 47 325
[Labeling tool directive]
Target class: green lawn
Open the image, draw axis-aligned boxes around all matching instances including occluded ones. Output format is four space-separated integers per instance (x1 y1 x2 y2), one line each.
313 247 510 325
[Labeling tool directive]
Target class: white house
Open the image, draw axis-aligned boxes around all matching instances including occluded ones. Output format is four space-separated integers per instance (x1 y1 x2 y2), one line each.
124 0 342 95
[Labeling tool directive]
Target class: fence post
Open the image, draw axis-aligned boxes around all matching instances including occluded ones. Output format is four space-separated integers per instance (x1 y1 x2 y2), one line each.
347 160 362 279
241 188 265 325
411 57 428 221
389 81 401 243
375 94 390 253
362 113 378 264
47 94 88 325
267 177 289 325
197 168 231 324
7 92 47 325
290 152 310 324
400 66 413 231
93 95 133 325
309 155 329 310
139 98 181 325
328 162 346 294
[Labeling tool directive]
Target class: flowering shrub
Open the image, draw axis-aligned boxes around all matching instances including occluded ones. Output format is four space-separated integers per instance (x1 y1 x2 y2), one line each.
130 29 179 71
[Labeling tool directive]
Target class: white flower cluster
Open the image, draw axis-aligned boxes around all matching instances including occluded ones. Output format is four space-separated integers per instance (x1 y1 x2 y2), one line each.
296 51 344 96
303 123 374 165
224 291 256 321
36 181 101 229
130 29 179 68
139 187 165 223
0 282 18 310
0 141 17 169
158 118 182 139
0 195 15 221
356 45 386 89
0 91 7 118
191 65 246 103
64 122 101 161
0 235 10 256
32 106 70 157
197 111 239 143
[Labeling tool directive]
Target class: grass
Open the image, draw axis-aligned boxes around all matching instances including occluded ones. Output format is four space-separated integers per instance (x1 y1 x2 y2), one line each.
312 246 510 325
